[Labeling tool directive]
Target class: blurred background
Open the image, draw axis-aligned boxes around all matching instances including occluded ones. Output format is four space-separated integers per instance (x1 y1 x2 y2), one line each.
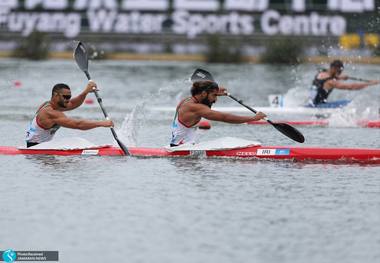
0 0 379 63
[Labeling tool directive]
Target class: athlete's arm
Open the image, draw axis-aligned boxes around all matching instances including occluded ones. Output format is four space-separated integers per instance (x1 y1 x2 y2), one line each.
65 81 97 111
327 79 379 90
194 104 266 123
48 111 113 130
336 74 349 80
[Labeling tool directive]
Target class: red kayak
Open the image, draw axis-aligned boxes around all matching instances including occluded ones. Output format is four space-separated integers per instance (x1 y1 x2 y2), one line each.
1 145 380 164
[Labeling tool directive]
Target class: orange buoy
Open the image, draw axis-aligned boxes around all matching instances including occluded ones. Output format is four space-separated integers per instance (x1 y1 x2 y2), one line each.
198 120 211 130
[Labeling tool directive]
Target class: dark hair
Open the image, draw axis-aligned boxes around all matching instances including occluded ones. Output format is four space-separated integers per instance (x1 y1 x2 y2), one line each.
330 60 344 70
52 83 70 97
191 81 219 96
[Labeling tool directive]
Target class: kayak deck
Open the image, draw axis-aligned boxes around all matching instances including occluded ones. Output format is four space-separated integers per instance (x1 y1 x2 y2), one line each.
1 145 380 164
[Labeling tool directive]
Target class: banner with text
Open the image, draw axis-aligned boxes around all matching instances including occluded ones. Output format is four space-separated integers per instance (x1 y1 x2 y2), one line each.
0 0 377 38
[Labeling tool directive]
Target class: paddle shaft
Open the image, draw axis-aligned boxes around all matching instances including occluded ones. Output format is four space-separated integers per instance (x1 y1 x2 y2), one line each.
84 72 110 119
73 42 130 155
227 93 305 142
227 94 274 125
84 70 130 156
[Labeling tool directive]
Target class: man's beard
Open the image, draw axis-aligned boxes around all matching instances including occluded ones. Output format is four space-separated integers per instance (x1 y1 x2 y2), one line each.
58 100 67 108
201 97 214 108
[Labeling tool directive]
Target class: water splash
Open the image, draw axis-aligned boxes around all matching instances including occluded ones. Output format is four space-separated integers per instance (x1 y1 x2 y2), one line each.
117 103 146 146
327 97 380 127
283 88 308 107
117 79 183 146
327 108 358 127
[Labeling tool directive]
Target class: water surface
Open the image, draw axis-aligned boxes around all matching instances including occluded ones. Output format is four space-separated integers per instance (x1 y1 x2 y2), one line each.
0 60 379 263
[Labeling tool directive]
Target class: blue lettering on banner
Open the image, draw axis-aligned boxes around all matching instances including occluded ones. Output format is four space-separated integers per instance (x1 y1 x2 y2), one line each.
275 149 290 155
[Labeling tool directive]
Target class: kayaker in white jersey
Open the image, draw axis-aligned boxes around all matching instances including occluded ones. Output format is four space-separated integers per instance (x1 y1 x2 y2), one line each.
170 80 266 147
26 81 113 147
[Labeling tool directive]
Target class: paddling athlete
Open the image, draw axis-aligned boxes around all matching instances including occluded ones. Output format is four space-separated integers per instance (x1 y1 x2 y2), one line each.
25 81 113 147
170 81 266 147
308 60 379 108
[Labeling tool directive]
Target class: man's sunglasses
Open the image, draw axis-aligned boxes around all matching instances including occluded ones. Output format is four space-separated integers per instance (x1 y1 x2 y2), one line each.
57 93 71 100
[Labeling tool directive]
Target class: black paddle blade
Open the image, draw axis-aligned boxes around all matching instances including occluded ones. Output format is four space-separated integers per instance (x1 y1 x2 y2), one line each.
191 68 215 82
272 122 305 143
74 42 89 73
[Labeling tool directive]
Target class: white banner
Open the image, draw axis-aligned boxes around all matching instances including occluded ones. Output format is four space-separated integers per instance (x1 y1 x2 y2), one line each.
0 0 377 38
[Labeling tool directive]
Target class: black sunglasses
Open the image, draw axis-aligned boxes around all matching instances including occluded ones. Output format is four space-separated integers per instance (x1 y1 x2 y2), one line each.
57 93 71 100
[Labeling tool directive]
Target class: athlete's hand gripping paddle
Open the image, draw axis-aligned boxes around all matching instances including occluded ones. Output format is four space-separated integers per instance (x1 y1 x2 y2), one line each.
74 42 130 155
191 68 305 143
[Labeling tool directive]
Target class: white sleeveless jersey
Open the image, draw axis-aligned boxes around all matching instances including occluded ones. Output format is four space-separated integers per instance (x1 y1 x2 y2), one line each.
170 98 199 146
26 102 60 144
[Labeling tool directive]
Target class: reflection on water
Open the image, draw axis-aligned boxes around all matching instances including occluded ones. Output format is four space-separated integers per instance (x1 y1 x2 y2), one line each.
25 155 83 171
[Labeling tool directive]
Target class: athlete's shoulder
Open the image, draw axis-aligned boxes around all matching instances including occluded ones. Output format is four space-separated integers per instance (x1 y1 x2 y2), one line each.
317 71 330 79
189 102 210 111
41 106 65 119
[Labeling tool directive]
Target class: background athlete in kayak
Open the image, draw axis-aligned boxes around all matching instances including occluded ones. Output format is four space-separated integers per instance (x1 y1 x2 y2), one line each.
170 80 266 147
25 81 113 147
308 60 379 108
